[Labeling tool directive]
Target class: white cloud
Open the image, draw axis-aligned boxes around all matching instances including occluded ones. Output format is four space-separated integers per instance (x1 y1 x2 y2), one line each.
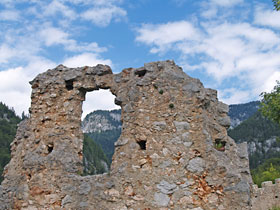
0 44 16 63
40 27 70 46
0 51 114 117
200 0 245 19
210 0 243 7
81 5 126 27
63 53 112 68
254 6 280 28
0 10 20 21
0 1 115 116
136 19 280 103
39 26 107 52
0 57 56 116
135 21 201 53
261 72 280 93
0 67 29 93
0 67 30 116
218 88 250 105
82 90 119 119
43 0 77 20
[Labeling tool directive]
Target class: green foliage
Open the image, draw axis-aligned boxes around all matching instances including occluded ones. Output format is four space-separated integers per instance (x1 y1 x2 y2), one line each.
228 110 280 169
273 0 280 11
87 129 121 163
251 158 280 187
169 103 174 108
260 81 280 125
83 134 110 175
214 140 225 151
270 206 280 210
0 102 21 183
228 111 280 143
159 89 164 94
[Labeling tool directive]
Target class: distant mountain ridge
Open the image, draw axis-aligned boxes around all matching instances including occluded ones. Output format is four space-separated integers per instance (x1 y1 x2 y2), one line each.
82 109 122 164
228 101 260 128
82 109 121 133
228 110 280 169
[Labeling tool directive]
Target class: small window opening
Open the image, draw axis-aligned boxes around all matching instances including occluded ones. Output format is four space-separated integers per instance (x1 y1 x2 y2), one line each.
47 144 54 154
65 80 74 90
214 139 226 152
135 69 147 77
137 140 146 150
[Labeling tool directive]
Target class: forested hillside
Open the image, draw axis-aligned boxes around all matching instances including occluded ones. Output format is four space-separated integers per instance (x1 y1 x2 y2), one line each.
228 101 260 128
82 109 122 163
0 102 21 182
228 111 280 168
83 134 109 175
228 110 280 186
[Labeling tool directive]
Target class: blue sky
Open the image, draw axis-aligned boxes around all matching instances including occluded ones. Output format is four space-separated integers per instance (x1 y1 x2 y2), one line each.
0 0 280 117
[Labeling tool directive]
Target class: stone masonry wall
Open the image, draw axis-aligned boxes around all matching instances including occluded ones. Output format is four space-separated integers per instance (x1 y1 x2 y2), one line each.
0 60 263 209
251 179 280 210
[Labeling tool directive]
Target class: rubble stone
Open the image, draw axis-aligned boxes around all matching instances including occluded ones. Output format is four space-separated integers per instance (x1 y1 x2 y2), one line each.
0 60 265 209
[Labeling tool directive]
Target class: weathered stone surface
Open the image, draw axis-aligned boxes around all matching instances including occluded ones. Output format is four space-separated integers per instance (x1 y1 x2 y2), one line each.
187 157 205 173
154 192 170 207
0 60 267 209
157 180 178 194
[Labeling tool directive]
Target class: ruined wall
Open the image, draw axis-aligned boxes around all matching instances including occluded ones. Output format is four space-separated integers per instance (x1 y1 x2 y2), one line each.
251 179 280 210
0 60 256 209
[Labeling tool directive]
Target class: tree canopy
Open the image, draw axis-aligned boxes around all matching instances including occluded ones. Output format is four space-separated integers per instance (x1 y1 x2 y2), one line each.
273 0 280 10
259 81 280 125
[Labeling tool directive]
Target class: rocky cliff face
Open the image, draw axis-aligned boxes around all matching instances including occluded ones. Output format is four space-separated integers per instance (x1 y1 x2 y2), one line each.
228 110 280 170
228 101 260 129
82 109 121 133
0 61 256 209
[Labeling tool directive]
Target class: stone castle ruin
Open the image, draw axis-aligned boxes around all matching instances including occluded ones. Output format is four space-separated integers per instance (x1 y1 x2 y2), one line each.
0 60 279 209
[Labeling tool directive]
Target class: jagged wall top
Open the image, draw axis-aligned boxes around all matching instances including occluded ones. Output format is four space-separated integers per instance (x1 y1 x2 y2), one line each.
1 60 254 210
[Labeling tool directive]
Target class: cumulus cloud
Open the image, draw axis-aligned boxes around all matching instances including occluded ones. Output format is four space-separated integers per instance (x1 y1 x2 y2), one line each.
63 53 112 68
0 10 20 21
0 57 56 116
135 18 280 104
0 0 121 117
210 0 244 7
39 27 70 46
200 0 245 19
82 90 119 119
254 6 280 29
135 21 201 53
43 0 77 20
39 26 106 53
218 88 250 105
81 6 126 27
0 44 16 64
